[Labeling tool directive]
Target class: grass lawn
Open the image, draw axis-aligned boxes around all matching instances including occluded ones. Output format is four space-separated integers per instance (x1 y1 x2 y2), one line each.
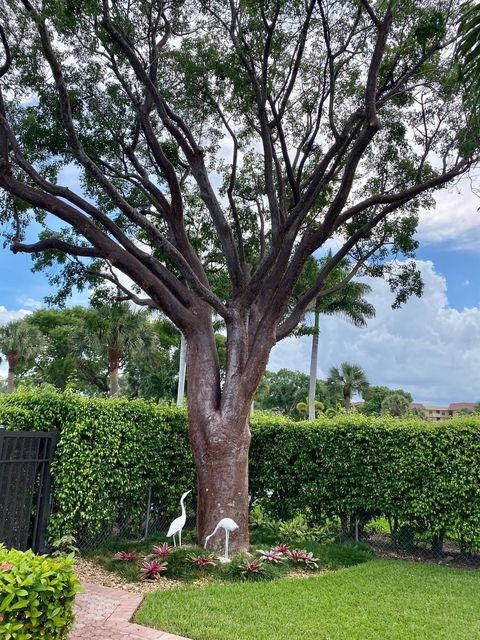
136 559 480 640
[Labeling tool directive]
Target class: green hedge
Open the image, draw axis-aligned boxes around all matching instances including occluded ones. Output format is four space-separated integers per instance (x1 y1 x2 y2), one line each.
250 414 480 552
0 545 80 639
0 390 194 543
0 390 479 552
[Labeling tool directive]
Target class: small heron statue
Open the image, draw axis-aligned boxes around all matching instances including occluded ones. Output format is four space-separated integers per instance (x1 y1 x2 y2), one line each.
166 489 191 547
204 517 239 561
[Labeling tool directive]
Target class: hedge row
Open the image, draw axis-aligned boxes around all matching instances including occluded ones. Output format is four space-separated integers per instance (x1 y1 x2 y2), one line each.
0 390 194 543
0 390 479 551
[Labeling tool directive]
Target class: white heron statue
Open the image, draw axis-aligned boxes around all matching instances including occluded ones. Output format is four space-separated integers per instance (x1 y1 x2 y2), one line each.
204 517 239 561
166 489 191 547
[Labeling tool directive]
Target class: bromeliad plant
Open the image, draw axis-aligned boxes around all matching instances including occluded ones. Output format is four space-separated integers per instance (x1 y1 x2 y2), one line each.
287 549 319 569
275 543 289 554
152 543 173 558
239 559 265 579
114 550 137 562
141 559 168 580
257 549 284 563
187 554 216 568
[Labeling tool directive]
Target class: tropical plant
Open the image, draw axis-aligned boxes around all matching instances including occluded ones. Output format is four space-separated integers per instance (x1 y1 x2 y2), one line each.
296 398 325 419
257 550 284 563
327 363 369 411
76 304 157 396
141 559 168 581
286 549 319 569
274 544 290 554
239 560 265 579
458 2 480 106
152 543 173 559
0 1 477 550
0 319 44 393
186 554 216 568
114 550 137 562
294 257 375 420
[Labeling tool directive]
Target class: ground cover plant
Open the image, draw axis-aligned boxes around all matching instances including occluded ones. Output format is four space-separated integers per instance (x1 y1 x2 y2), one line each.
135 559 480 640
84 532 374 585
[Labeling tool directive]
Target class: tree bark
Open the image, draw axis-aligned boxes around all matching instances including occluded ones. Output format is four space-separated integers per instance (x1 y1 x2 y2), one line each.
108 346 121 396
193 414 251 552
185 313 261 552
176 332 187 407
308 308 320 421
7 365 15 394
6 353 18 394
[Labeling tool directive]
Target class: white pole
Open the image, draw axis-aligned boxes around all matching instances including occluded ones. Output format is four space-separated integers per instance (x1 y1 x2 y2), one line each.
176 333 187 407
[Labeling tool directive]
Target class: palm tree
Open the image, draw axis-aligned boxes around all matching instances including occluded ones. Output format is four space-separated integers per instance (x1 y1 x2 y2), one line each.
327 362 369 411
294 256 375 420
0 319 44 393
77 304 156 396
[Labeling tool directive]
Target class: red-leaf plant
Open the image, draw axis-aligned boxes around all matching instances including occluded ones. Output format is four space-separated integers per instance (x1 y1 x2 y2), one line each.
113 550 137 562
152 543 173 558
287 549 319 569
274 543 289 554
257 550 284 563
187 554 216 568
141 559 168 580
239 559 265 577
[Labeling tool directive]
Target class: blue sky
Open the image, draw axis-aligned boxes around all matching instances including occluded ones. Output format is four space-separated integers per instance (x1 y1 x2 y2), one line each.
0 178 479 405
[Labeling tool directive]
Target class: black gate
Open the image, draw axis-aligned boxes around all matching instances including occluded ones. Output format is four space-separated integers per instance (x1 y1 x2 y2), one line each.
0 429 57 552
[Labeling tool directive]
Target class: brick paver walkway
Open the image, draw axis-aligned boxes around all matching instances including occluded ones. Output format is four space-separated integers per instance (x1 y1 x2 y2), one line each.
71 582 190 640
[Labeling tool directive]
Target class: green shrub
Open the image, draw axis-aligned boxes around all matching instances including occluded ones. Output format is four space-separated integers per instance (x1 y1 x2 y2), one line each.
0 389 194 543
1 390 480 553
0 545 80 639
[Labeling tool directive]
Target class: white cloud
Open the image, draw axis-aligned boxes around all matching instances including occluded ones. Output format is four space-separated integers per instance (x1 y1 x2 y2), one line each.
16 297 42 310
269 260 480 406
417 176 480 251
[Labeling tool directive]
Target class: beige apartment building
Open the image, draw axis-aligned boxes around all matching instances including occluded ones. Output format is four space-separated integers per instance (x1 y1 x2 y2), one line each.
410 402 477 422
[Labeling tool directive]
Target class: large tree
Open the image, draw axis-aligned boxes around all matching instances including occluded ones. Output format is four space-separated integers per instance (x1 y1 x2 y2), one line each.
0 1 478 549
23 306 109 393
360 385 412 415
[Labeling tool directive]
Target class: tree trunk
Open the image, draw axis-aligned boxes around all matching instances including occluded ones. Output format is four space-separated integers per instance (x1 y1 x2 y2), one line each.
343 385 351 410
193 412 251 552
108 346 121 396
7 366 15 394
183 305 274 553
176 332 187 407
6 353 19 394
308 309 320 421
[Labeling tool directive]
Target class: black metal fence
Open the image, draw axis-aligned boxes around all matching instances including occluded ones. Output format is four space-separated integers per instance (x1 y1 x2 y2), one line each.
0 429 57 553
